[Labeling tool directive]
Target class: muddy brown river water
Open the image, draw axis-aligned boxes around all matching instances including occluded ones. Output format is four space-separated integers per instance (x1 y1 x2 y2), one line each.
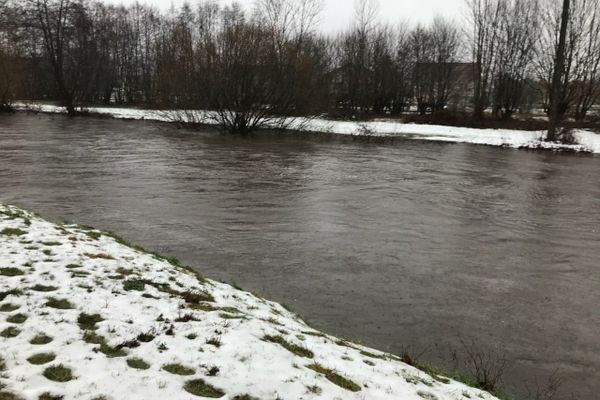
1 114 599 398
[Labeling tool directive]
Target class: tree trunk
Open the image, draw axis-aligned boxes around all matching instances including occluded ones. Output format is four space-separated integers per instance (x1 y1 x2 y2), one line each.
548 0 570 141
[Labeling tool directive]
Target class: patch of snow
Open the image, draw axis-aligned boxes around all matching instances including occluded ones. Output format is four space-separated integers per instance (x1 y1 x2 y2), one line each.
14 103 600 154
0 204 498 400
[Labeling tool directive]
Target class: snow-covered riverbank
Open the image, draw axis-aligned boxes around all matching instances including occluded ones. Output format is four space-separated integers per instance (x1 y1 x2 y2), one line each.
14 103 600 154
0 204 498 400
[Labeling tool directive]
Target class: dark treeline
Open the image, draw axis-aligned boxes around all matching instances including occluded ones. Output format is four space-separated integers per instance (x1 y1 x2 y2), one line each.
1 0 599 133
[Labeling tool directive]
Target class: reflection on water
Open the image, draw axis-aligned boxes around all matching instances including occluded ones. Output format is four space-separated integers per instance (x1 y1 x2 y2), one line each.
1 114 599 398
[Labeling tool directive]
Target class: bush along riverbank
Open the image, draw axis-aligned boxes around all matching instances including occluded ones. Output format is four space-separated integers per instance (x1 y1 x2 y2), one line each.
0 204 500 400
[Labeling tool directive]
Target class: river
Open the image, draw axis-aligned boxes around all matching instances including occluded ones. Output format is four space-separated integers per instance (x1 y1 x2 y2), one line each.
1 113 599 398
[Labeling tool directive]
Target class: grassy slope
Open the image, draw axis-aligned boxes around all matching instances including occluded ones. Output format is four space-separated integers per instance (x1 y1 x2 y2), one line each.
0 204 499 400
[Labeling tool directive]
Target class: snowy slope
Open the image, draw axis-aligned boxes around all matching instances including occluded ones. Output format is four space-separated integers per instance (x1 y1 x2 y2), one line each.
0 205 499 400
14 103 600 154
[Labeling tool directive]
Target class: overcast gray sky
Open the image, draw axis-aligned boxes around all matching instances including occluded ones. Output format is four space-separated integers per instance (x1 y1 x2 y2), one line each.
103 0 465 33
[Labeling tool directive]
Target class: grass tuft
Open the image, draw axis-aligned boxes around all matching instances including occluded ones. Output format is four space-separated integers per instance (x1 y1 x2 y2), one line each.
27 352 56 365
136 331 156 343
220 307 241 314
0 303 20 312
38 393 64 400
127 358 151 370
42 365 73 382
174 313 200 323
0 289 23 302
95 341 127 358
83 331 105 345
219 312 246 320
307 363 361 392
181 290 215 304
83 253 114 260
84 231 102 240
30 334 53 345
0 391 24 400
45 298 74 310
123 279 146 291
0 228 27 236
0 326 21 338
187 303 217 312
31 284 59 292
40 241 62 246
6 313 28 324
0 268 25 277
116 267 136 276
163 363 196 376
263 335 314 358
306 385 322 394
302 331 327 338
206 336 222 348
360 350 389 360
183 379 225 398
77 313 104 331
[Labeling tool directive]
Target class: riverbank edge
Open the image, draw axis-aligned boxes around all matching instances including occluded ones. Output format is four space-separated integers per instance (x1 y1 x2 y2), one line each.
0 204 503 400
11 102 600 155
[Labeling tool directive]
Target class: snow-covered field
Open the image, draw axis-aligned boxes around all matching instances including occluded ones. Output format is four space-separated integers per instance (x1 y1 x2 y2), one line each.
0 204 499 400
14 103 600 154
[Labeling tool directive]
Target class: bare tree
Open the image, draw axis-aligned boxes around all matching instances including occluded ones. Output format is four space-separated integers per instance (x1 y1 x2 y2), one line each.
467 0 505 118
206 15 289 133
3 0 597 127
547 0 571 141
27 0 77 114
354 0 379 35
570 0 600 120
411 24 434 114
391 23 414 114
162 1 328 133
536 0 600 126
492 0 540 119
370 26 397 114
0 0 16 111
411 17 460 115
332 0 381 114
430 16 461 113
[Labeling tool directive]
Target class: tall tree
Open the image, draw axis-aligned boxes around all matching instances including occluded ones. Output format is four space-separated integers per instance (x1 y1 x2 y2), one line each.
0 0 15 110
547 0 570 141
30 0 77 114
468 0 504 118
492 0 540 119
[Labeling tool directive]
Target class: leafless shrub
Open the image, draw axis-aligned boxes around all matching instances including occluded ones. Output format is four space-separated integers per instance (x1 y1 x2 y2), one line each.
451 339 508 392
525 370 563 400
396 343 431 366
206 335 222 348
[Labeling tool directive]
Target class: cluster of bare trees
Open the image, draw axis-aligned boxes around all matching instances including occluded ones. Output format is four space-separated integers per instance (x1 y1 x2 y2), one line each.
158 0 331 132
331 2 462 116
1 0 600 133
471 0 600 122
469 0 540 120
0 0 23 111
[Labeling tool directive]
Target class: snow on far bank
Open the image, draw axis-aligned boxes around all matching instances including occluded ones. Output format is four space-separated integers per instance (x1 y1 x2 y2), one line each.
0 205 499 400
14 102 600 154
